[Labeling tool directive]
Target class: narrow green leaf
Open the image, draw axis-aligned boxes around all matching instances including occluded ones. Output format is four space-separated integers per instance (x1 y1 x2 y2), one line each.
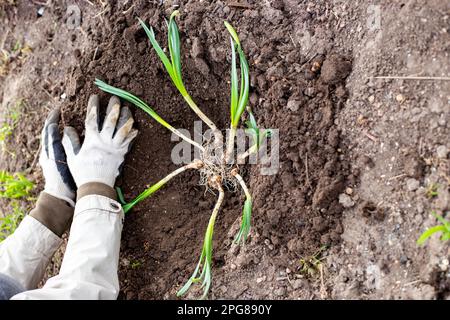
224 21 240 46
417 225 447 245
441 233 450 241
233 47 249 125
177 210 217 299
230 37 238 124
116 187 127 206
138 18 176 83
95 79 174 131
168 12 183 91
432 211 450 230
235 197 252 244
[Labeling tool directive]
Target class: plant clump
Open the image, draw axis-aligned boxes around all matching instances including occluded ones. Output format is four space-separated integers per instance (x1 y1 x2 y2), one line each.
95 11 269 299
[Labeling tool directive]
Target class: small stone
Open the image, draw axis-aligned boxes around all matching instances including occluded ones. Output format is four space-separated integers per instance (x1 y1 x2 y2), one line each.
287 99 301 112
339 193 355 208
320 54 352 84
436 145 448 159
230 263 237 270
191 37 203 58
249 92 258 106
121 258 130 267
396 94 405 103
439 258 449 272
304 86 316 97
274 287 286 296
411 107 421 115
368 95 375 103
406 178 420 191
292 279 305 290
256 276 266 283
345 187 353 195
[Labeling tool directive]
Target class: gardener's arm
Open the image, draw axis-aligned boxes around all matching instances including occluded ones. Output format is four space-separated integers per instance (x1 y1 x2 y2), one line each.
0 108 76 297
11 95 137 300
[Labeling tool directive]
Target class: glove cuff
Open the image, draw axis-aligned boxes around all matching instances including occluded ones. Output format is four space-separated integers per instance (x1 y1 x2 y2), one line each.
77 182 117 202
30 192 75 237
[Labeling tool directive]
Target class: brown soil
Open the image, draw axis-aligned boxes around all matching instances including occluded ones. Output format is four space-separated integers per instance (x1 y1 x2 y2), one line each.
0 0 449 300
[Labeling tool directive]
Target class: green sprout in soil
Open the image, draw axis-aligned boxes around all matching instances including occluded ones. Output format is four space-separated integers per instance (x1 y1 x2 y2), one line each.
0 170 34 241
0 99 22 155
425 183 439 199
95 11 266 299
298 245 327 277
0 40 31 77
417 211 450 245
130 260 142 269
0 170 34 199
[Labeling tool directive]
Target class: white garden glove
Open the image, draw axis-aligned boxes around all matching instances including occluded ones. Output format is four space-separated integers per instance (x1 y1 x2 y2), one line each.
62 95 138 188
40 108 76 207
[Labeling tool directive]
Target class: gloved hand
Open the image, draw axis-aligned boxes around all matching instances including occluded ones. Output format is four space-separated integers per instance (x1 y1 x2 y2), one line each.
39 108 76 207
62 95 138 188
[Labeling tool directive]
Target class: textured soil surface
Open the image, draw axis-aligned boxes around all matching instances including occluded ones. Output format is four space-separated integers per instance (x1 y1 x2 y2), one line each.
0 0 449 299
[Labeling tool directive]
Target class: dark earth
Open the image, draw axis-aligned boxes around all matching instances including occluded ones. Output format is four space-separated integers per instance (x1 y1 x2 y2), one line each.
0 0 449 299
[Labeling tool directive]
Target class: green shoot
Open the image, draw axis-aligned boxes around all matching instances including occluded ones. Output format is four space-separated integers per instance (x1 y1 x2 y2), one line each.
139 12 221 139
130 260 142 269
234 198 252 244
0 99 22 155
417 211 450 245
425 183 439 198
245 110 272 150
116 187 127 206
299 245 327 277
225 21 249 128
0 170 34 242
0 200 25 242
0 170 34 199
119 161 202 213
177 187 224 299
95 79 204 151
232 171 252 245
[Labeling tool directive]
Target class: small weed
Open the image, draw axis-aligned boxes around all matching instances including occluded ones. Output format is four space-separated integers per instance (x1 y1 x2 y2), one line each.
0 171 34 242
417 211 450 245
130 260 142 269
0 99 22 155
425 183 439 198
0 40 31 77
0 200 25 242
0 170 34 199
298 245 327 277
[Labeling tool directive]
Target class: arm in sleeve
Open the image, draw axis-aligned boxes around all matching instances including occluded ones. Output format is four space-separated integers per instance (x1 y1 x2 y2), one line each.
12 184 124 300
0 192 72 290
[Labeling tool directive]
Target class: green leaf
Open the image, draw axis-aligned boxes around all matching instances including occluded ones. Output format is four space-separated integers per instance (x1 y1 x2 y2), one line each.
116 187 127 206
225 21 249 127
233 47 249 125
417 225 447 245
167 11 183 91
230 37 238 123
234 197 252 244
441 232 450 241
177 209 217 299
95 79 174 131
122 178 168 213
138 18 176 83
432 211 450 230
247 110 257 129
224 21 240 46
